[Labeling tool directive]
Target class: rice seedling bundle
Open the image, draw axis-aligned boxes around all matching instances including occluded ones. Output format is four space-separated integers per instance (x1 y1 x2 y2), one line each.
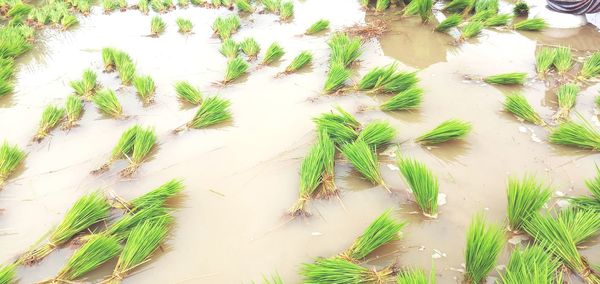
103 206 169 241
261 0 280 13
93 89 123 118
483 13 511 27
132 75 156 104
513 18 547 31
223 57 248 83
416 119 471 145
483 72 527 85
513 1 528 16
0 26 32 58
435 14 462 32
357 64 419 94
553 46 572 74
323 64 351 93
102 47 118 71
0 264 16 284
503 93 544 125
460 22 483 40
176 18 193 33
474 0 498 13
301 258 395 284
0 58 14 81
396 268 435 284
397 158 439 216
548 120 600 151
306 19 329 35
117 60 136 85
235 0 253 12
63 95 84 129
34 105 65 142
279 1 293 21
127 179 184 210
175 81 202 105
357 121 396 149
471 11 494 23
102 125 140 170
403 0 433 23
284 51 312 73
570 166 600 211
579 52 600 79
150 0 166 12
20 192 110 264
375 0 389 12
555 83 579 120
359 0 369 8
558 208 600 246
150 16 166 36
177 0 189 7
239 38 260 61
212 15 240 40
211 0 222 7
103 0 118 12
107 216 172 284
340 210 405 261
288 140 325 216
261 42 285 65
187 96 232 129
499 245 559 284
318 131 337 197
118 0 127 10
535 47 556 76
464 214 504 284
443 0 474 14
220 39 239 59
328 33 362 68
313 107 360 144
0 79 12 97
60 14 78 30
0 141 25 188
7 2 32 18
70 68 97 98
340 140 386 189
380 87 424 111
506 175 551 231
120 126 156 177
138 0 149 13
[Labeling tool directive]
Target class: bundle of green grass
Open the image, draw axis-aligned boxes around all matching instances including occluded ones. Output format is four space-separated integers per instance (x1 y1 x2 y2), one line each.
569 165 600 212
305 19 329 35
579 51 600 80
313 106 361 144
0 141 26 189
404 0 433 23
416 119 471 144
464 213 504 284
397 157 439 217
223 57 249 84
357 63 419 94
93 89 124 118
92 125 157 176
483 72 527 85
116 179 184 211
549 117 600 151
132 75 156 105
212 14 241 40
341 140 389 191
180 96 232 130
34 105 65 142
506 175 551 231
69 68 97 99
102 48 136 85
554 83 579 120
503 93 545 126
174 81 203 105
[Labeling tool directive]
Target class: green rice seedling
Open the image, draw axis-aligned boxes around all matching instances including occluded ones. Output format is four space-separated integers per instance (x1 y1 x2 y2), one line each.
288 140 325 216
0 26 32 58
513 18 547 31
126 179 184 210
239 38 260 61
235 0 253 12
376 0 389 11
212 15 241 40
506 175 551 231
323 64 350 93
553 46 572 74
359 0 369 8
397 158 439 217
98 125 140 173
301 258 395 284
120 127 156 177
0 141 25 188
357 64 419 94
483 13 511 27
176 18 193 33
8 2 32 18
483 72 527 85
464 214 504 284
20 192 110 264
117 61 136 85
70 69 97 98
460 21 483 40
0 80 13 97
103 0 118 12
570 166 600 211
175 81 202 105
138 0 149 13
503 93 545 125
219 39 239 59
340 140 387 190
118 0 127 10
499 245 559 284
223 57 248 84
535 48 556 77
443 0 474 13
415 119 471 145
513 1 528 16
557 208 600 244
132 75 155 105
102 47 118 72
469 10 495 22
396 268 435 284
0 264 16 284
49 235 121 282
357 121 396 149
106 216 172 284
0 58 14 81
186 96 232 129
475 0 498 13
93 89 123 118
262 273 284 284
548 119 600 151
313 107 360 144
306 19 329 35
261 0 280 13
34 105 65 142
435 14 462 32
94 206 169 242
150 16 166 37
328 33 362 67
279 1 293 21
210 0 222 7
340 210 405 262
63 95 84 129
261 42 285 65
178 0 189 7
60 13 78 30
403 0 433 23
150 0 166 12
380 87 424 111
318 131 337 197
555 83 579 120
579 51 600 79
284 51 312 74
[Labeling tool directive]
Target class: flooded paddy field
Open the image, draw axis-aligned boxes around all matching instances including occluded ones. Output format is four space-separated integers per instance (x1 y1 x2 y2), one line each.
1 0 600 283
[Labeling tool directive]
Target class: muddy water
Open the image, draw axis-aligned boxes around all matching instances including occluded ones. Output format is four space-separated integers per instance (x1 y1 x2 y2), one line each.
1 0 600 283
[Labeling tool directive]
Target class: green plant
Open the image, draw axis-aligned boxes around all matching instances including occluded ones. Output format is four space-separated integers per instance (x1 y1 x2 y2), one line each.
0 141 25 188
513 18 547 31
0 264 16 284
0 26 32 58
557 208 600 244
117 60 136 85
138 0 149 13
357 64 419 94
499 245 558 284
288 139 325 216
301 258 394 284
51 236 121 282
435 14 462 32
535 48 556 77
506 175 551 231
150 16 166 36
328 33 362 67
223 57 248 83
396 268 435 284
548 119 600 151
306 19 330 35
63 95 84 129
178 0 189 7
569 166 600 211
235 0 253 12
176 18 193 33
553 46 572 74
103 0 118 12
483 13 511 27
187 96 232 129
460 21 483 40
340 210 405 261
503 93 544 125
483 72 527 85
323 64 350 93
102 47 117 71
313 107 360 144
34 105 65 142
284 51 312 73
212 15 240 40
132 75 156 105
475 0 498 13
416 119 471 145
340 140 386 189
239 38 260 60
318 131 337 197
120 127 156 177
579 51 600 79
175 81 202 105
380 87 423 111
555 83 579 120
464 214 504 284
357 120 396 148
127 179 184 210
513 1 529 17
261 0 280 13
404 0 433 23
70 69 97 98
262 42 285 65
470 10 495 22
443 0 475 13
93 89 123 118
0 58 14 81
8 3 32 18
60 14 78 30
220 39 239 59
376 0 390 11
279 1 293 21
397 158 439 217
